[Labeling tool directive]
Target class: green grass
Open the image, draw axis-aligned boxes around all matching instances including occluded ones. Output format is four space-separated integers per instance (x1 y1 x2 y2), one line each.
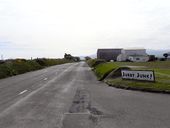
114 61 170 76
94 62 119 80
105 61 170 92
86 59 106 68
88 59 170 93
106 75 170 92
115 61 170 69
154 69 170 76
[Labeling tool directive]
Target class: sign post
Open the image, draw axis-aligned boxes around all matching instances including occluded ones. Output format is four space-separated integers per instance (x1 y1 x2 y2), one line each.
121 70 155 82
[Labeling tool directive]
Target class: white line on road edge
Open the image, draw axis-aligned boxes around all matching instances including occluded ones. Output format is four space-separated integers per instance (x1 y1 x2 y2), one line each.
19 90 28 95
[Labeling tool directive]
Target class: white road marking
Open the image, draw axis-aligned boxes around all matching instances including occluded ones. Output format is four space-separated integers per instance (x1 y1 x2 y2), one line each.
44 78 48 81
19 90 28 95
0 64 75 117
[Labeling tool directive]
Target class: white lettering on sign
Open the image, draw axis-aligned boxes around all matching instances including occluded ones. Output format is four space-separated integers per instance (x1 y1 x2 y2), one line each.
121 70 155 82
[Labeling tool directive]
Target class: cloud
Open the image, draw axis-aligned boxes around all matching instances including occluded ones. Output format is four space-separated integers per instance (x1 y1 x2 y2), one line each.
0 0 170 58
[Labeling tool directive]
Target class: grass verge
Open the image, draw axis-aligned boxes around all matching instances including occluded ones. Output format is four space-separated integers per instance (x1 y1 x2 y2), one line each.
105 61 170 93
105 76 170 93
94 62 119 80
88 59 170 93
86 59 106 68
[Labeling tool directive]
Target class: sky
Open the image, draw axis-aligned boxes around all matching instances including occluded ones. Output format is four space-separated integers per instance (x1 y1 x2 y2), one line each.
0 0 170 59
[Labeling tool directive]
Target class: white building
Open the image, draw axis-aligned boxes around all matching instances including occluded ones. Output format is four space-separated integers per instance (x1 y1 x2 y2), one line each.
128 55 149 62
117 53 128 61
122 49 147 56
117 48 149 62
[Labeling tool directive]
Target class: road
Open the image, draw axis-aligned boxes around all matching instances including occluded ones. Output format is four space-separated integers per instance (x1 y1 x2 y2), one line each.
0 62 170 128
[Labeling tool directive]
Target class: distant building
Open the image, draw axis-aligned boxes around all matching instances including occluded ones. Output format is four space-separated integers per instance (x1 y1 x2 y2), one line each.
122 49 147 56
128 55 149 62
117 53 128 62
117 48 149 62
97 49 122 61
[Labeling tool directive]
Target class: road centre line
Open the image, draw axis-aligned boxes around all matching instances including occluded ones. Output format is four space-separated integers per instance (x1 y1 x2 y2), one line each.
18 90 28 95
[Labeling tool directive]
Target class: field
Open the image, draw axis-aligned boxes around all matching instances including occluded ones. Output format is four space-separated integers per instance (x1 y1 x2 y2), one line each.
88 60 170 93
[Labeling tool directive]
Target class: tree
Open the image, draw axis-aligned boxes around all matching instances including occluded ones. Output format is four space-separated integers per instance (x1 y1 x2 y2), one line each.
73 57 80 62
85 56 91 61
64 53 80 62
163 53 168 60
64 53 73 60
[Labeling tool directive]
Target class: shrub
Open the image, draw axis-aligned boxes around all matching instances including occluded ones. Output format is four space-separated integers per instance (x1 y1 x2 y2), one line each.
0 64 12 78
87 59 106 68
0 58 71 79
160 58 165 61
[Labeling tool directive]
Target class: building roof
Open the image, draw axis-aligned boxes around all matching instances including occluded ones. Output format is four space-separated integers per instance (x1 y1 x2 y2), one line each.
123 48 146 50
97 48 122 52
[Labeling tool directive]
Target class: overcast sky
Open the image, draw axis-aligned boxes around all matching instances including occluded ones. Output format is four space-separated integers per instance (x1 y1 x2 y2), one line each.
0 0 170 59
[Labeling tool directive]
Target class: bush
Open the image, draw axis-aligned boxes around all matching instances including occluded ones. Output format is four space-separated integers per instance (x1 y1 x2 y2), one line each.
35 58 71 67
0 60 5 64
0 58 72 79
87 59 106 68
160 58 166 61
0 64 12 78
35 58 47 66
9 60 42 75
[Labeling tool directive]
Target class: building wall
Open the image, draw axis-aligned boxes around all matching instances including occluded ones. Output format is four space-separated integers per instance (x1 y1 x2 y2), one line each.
128 56 149 62
117 48 149 62
117 54 128 61
97 49 122 61
122 49 147 56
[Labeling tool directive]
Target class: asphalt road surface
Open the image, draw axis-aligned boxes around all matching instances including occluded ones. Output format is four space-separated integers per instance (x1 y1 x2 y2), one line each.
0 62 170 128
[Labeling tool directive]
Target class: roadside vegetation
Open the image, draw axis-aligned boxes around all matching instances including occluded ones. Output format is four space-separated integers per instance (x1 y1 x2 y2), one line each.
0 58 73 79
87 59 170 93
86 59 106 68
93 62 119 80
